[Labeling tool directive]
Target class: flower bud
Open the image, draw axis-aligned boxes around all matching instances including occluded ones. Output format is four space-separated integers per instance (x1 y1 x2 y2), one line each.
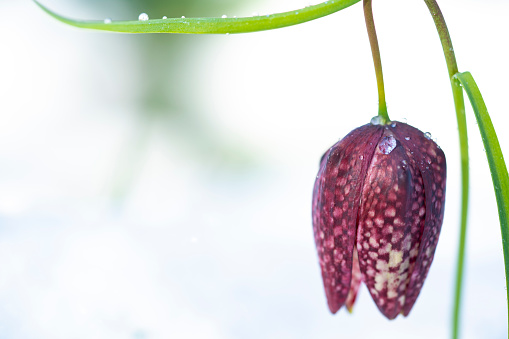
312 121 446 319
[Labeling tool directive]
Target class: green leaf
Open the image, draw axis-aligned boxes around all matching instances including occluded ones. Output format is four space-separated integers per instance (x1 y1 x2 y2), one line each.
34 0 360 34
454 71 509 323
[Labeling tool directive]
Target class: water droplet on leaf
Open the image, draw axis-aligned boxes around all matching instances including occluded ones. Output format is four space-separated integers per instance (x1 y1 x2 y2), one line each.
138 13 149 21
104 18 112 24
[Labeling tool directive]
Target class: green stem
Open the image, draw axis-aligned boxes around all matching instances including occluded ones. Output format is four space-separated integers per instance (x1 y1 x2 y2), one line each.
453 73 509 338
34 0 361 34
362 0 389 123
422 1 469 339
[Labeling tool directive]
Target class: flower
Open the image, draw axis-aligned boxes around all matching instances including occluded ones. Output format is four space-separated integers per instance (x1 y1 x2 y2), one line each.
312 120 446 319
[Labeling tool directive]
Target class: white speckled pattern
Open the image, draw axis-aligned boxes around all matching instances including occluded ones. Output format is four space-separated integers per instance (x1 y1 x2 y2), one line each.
312 121 446 319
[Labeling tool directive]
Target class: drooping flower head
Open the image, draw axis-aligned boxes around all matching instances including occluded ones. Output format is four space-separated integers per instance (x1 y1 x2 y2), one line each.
312 120 446 319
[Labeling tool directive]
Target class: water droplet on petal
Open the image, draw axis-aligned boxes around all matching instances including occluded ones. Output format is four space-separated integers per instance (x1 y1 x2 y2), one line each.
424 132 432 140
138 13 149 21
405 136 410 141
391 122 396 127
379 135 397 154
359 155 364 160
370 116 383 125
104 18 112 24
222 14 228 18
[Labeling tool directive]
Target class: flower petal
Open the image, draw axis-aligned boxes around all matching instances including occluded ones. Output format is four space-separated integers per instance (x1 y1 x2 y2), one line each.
390 122 447 316
345 248 362 312
356 129 426 319
312 124 383 313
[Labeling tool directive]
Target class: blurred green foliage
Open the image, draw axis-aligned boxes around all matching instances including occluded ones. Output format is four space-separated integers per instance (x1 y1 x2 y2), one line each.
66 0 257 199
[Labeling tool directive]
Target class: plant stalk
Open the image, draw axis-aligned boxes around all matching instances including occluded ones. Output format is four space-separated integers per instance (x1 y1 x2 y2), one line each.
423 1 469 339
363 0 390 123
455 71 509 339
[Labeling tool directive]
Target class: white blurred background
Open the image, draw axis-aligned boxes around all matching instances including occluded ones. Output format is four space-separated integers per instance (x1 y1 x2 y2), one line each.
1 0 508 338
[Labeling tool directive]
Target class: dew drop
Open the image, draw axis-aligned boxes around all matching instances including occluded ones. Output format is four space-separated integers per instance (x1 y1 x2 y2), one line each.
138 13 149 21
379 135 397 154
359 155 364 160
162 16 167 19
424 132 432 140
226 33 230 35
405 136 410 141
391 122 396 127
222 14 228 18
370 116 383 125
104 18 112 24
181 16 186 18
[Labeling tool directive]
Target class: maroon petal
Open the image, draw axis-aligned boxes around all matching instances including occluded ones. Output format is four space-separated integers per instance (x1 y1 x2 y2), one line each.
356 129 426 319
391 122 447 316
312 124 383 313
345 248 362 312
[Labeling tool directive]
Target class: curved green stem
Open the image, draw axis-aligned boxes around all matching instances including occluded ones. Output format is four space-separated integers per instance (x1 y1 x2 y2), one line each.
422 1 469 339
454 71 509 339
34 0 361 34
363 0 389 123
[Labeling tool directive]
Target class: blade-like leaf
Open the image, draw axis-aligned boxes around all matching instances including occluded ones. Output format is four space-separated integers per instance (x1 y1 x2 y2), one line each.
34 0 360 34
453 71 509 324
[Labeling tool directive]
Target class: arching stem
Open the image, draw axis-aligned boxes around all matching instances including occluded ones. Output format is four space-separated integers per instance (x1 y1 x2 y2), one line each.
423 1 469 339
363 0 389 123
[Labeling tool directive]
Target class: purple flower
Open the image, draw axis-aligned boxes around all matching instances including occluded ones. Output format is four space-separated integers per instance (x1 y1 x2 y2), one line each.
312 121 446 319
